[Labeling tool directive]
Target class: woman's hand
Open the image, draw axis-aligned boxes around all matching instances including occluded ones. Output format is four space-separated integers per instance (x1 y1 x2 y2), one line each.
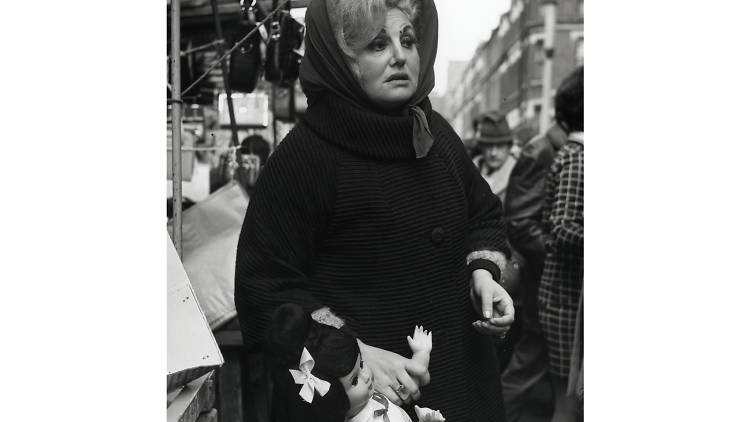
358 339 430 406
469 269 515 337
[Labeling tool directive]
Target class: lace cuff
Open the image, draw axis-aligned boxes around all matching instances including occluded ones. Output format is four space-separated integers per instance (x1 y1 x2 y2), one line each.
466 250 508 271
311 307 344 329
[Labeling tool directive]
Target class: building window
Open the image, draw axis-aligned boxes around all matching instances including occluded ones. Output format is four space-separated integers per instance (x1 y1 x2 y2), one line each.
575 38 584 66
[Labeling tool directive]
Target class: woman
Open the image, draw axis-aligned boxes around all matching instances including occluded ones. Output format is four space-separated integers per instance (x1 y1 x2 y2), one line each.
538 66 584 422
235 1 515 420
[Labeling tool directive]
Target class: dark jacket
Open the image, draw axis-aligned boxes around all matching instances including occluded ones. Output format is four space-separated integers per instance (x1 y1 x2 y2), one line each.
504 125 567 259
235 94 511 422
503 125 566 329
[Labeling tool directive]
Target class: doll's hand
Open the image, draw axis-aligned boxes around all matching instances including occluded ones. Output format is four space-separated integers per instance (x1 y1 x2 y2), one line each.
407 325 432 355
470 269 515 337
414 405 446 422
407 326 432 369
358 339 429 407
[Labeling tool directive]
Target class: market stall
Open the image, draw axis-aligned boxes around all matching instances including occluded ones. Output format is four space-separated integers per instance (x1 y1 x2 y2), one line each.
167 1 309 421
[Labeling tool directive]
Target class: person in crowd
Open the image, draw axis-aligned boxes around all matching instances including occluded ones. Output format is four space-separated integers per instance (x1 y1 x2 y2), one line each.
538 65 584 422
235 134 271 194
472 111 519 203
513 125 537 149
500 122 568 422
210 134 271 194
234 0 515 421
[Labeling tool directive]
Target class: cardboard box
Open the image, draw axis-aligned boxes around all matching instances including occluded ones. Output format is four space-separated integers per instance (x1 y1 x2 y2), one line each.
167 181 249 330
167 233 224 391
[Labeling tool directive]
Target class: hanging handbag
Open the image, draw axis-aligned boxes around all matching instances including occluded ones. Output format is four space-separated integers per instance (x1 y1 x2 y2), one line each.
229 2 263 93
265 9 304 87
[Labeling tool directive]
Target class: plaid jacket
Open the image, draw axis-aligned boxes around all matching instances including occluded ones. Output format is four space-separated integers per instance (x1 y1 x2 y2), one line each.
540 139 583 305
538 138 583 376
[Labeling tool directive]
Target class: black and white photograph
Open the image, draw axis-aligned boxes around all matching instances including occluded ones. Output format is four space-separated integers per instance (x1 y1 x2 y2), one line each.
4 1 749 422
165 1 582 421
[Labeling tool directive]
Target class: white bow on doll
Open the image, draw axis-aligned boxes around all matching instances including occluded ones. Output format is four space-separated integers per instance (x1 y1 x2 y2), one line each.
289 347 331 403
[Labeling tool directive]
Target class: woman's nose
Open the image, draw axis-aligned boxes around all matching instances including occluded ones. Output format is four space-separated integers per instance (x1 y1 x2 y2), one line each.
390 45 406 66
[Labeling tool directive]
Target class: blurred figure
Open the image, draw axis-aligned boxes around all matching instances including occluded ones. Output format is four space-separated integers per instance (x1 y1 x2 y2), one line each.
500 123 568 422
513 125 538 149
471 111 519 202
539 66 583 422
235 134 271 194
210 134 271 195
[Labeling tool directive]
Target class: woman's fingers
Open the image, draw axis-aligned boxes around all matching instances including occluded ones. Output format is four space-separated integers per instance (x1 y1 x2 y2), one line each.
379 383 403 406
472 319 510 336
492 291 515 325
395 371 421 403
360 340 425 405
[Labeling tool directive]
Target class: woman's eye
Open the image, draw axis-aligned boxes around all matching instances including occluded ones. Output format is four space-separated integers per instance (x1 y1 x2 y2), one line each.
351 377 359 386
401 36 415 48
370 41 387 51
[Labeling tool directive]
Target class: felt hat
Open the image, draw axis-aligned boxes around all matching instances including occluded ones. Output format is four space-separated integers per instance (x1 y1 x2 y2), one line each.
473 111 514 145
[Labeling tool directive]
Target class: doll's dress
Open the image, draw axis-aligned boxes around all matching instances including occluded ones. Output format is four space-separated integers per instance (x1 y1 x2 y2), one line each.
347 392 412 422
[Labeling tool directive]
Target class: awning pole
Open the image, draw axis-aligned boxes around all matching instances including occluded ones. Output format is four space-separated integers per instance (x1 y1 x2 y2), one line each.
210 0 240 148
171 0 183 257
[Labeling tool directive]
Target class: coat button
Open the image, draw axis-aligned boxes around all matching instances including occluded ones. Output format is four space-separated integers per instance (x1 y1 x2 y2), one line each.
431 227 445 244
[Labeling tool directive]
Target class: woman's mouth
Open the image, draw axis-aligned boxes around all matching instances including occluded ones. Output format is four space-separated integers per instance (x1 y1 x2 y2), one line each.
385 73 409 82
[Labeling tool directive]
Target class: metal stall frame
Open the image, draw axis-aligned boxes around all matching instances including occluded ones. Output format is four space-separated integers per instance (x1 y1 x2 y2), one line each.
170 0 184 257
170 0 309 257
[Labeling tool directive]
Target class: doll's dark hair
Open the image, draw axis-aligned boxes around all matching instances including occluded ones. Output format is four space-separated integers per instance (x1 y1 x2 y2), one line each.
554 66 584 133
263 303 360 422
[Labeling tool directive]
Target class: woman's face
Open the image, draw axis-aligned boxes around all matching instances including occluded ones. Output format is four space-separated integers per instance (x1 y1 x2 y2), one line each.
350 8 420 110
339 353 374 417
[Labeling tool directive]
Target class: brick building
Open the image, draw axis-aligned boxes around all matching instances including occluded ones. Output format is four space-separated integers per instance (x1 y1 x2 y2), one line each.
443 0 584 141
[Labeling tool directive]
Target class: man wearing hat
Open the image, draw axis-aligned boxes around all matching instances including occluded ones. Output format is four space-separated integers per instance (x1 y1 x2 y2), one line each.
471 111 519 202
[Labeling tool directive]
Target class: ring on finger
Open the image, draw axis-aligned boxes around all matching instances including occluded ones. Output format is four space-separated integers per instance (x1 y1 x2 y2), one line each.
396 384 409 398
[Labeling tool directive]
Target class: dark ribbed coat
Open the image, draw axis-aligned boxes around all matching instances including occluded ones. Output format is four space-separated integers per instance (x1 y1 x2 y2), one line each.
235 94 511 422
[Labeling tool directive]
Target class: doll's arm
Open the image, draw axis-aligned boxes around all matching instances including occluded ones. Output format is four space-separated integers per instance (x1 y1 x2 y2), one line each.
407 325 432 369
414 405 446 422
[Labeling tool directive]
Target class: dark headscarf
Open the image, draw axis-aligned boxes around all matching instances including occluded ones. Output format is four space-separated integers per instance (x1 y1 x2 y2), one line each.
299 0 438 158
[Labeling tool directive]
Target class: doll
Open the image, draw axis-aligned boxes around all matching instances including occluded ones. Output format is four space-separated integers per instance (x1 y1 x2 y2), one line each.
263 303 446 422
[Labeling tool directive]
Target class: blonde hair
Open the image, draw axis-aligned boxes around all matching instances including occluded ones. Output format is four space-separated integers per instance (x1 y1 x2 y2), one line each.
326 0 420 59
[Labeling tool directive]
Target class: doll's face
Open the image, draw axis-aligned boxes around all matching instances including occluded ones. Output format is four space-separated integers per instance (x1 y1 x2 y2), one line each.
339 354 374 417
